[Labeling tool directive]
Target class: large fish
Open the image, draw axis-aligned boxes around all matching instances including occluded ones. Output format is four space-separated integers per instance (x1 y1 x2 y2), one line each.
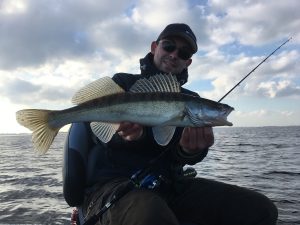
16 74 234 154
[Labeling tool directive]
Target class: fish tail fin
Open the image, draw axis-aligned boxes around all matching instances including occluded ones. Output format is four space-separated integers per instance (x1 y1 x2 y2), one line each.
16 109 60 154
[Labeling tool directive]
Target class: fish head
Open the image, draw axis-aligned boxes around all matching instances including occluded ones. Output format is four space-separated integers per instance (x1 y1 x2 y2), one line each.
186 98 234 127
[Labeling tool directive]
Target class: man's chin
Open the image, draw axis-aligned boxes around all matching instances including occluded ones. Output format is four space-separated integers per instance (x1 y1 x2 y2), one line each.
161 64 178 74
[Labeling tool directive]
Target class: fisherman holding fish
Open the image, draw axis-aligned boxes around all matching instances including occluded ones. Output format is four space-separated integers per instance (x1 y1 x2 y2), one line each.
17 23 278 224
78 23 277 225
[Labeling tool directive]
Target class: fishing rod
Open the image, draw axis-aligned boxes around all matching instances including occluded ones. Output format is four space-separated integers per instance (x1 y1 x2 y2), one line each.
218 37 292 103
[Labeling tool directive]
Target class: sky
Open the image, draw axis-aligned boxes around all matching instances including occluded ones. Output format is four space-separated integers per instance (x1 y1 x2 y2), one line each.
0 0 299 134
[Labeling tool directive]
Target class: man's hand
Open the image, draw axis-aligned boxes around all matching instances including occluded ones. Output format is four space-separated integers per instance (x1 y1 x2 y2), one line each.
117 122 144 141
179 127 214 155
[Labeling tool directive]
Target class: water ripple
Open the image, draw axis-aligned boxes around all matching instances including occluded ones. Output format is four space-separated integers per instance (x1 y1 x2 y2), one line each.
1 127 300 224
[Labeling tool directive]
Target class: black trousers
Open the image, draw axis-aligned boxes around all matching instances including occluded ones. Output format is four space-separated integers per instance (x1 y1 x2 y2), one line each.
82 177 278 225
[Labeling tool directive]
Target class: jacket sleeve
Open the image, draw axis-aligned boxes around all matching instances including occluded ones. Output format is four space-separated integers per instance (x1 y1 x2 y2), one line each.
172 145 209 165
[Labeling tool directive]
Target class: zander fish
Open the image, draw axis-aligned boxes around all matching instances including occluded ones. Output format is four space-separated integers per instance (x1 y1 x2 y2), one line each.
16 74 234 154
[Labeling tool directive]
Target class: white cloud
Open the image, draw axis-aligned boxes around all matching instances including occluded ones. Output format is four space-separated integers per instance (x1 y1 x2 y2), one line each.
1 0 27 14
188 46 300 101
209 0 300 45
131 0 189 27
231 109 300 127
257 80 300 98
0 0 300 133
0 0 134 69
281 111 294 117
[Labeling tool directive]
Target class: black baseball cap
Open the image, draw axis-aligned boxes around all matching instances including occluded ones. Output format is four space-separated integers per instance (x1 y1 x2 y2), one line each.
157 23 198 53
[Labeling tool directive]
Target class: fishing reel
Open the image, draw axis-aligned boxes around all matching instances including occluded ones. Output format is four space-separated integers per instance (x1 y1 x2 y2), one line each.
131 170 164 190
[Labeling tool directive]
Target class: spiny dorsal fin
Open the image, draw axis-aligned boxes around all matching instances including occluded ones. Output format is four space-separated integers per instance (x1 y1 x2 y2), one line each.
72 76 124 105
130 73 180 93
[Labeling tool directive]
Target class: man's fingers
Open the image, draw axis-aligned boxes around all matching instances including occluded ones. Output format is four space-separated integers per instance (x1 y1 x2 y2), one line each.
203 127 214 147
117 122 143 141
180 127 214 153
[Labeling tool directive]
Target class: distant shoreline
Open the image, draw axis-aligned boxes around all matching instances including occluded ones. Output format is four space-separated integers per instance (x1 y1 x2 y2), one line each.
1 125 300 135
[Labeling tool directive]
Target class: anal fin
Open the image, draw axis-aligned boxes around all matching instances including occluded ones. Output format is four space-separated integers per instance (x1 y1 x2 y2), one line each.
152 126 176 146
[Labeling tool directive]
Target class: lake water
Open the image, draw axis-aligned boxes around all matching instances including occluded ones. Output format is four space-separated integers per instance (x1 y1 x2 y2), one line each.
0 126 299 224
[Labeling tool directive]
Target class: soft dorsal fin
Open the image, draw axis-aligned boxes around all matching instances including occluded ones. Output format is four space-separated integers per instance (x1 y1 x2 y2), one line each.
130 73 181 93
72 76 124 105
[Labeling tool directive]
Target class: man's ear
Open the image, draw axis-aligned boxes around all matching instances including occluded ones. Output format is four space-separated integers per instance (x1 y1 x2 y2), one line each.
151 41 158 54
186 58 192 67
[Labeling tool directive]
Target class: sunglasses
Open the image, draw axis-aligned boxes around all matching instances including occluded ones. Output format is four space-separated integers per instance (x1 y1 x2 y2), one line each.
160 40 193 60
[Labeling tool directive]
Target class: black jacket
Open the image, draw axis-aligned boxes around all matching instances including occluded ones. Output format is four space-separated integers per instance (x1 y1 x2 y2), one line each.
66 53 208 189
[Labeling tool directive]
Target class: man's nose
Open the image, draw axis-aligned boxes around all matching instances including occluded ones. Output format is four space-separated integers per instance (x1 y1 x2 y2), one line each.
169 49 179 59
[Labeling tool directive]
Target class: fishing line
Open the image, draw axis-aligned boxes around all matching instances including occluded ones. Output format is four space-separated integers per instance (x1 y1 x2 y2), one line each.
218 37 292 103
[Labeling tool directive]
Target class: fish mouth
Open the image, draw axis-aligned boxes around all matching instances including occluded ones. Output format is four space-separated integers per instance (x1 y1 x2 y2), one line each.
211 117 233 126
212 106 234 126
221 105 234 116
223 120 233 126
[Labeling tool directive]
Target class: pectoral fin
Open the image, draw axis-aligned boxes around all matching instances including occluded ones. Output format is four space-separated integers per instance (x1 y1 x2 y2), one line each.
90 122 119 143
152 126 176 146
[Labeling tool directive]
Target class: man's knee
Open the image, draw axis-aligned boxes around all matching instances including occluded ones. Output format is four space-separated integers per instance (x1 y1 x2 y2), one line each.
108 189 179 225
257 195 278 225
243 190 278 225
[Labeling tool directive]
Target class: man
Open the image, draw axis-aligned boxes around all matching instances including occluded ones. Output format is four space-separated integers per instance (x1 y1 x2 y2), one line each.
65 23 278 225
